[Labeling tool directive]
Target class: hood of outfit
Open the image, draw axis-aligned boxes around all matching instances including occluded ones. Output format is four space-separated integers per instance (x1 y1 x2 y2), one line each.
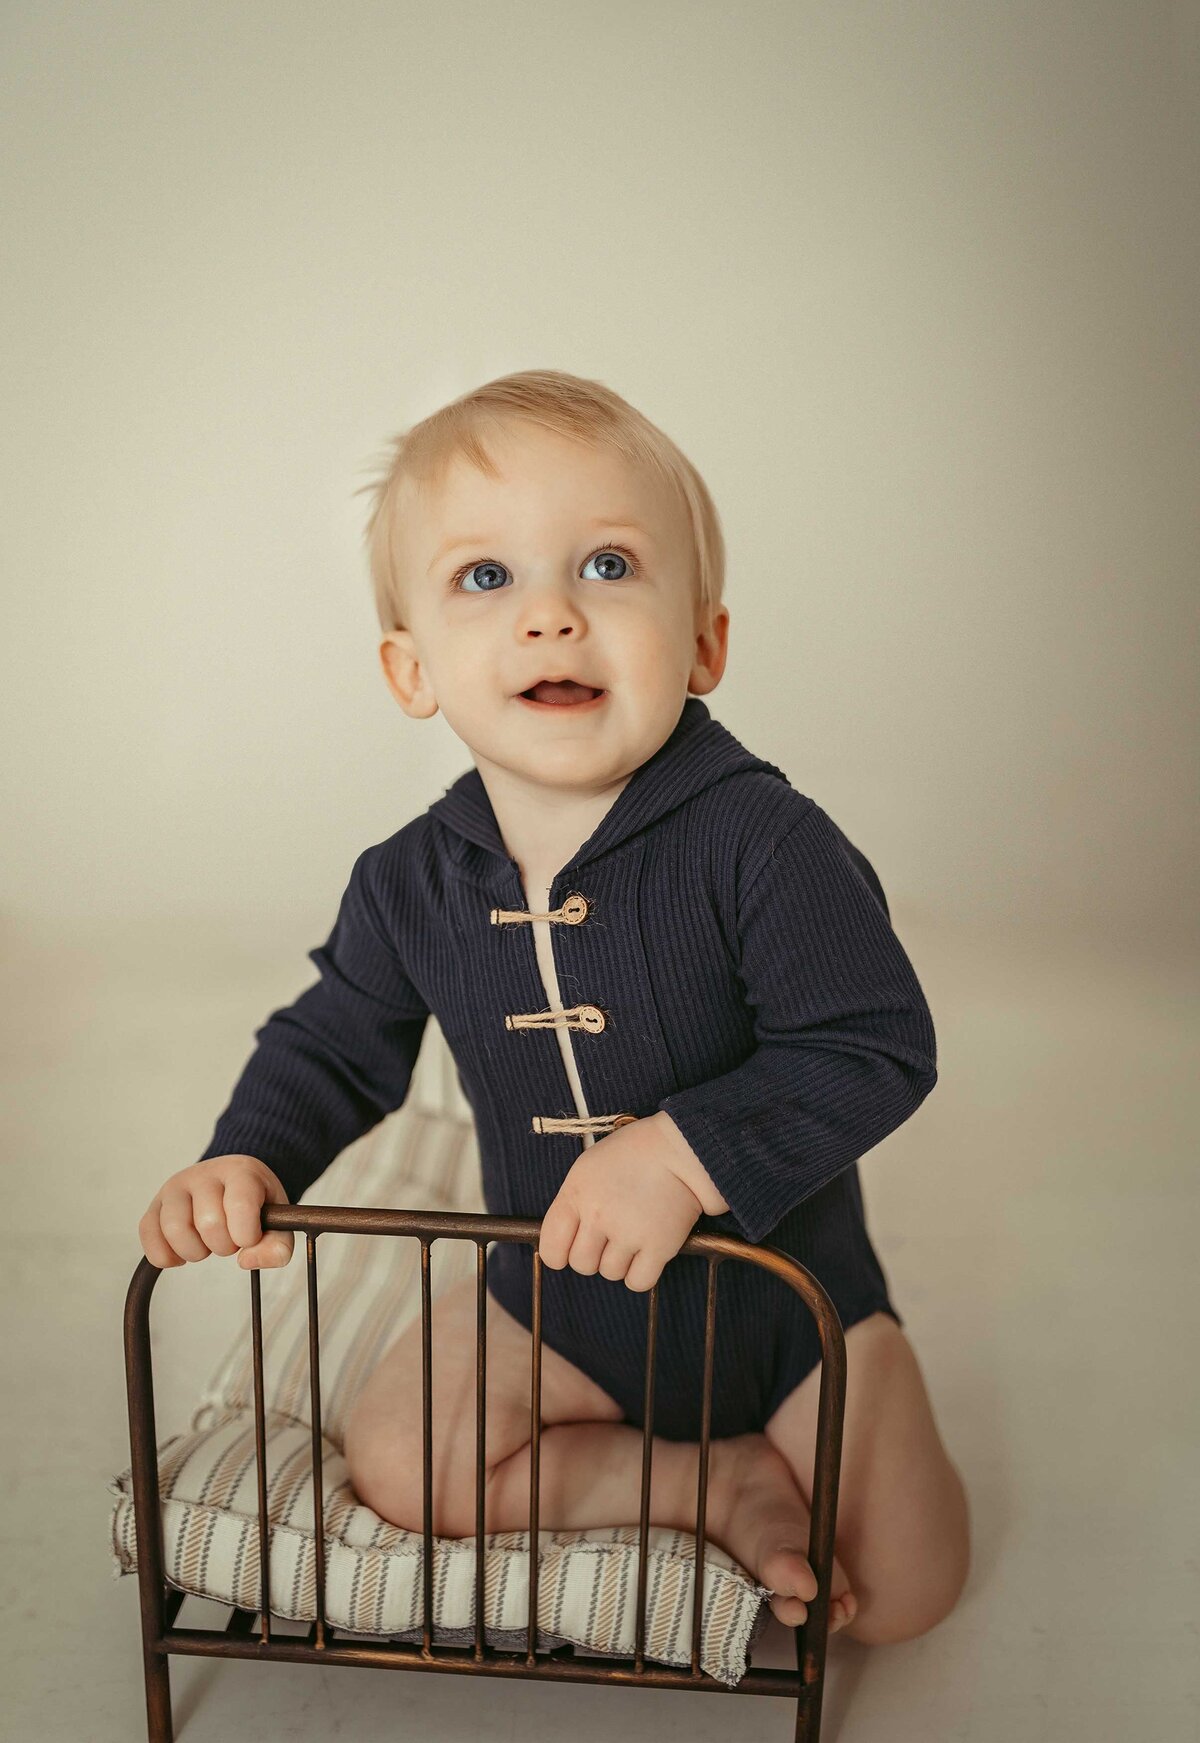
199 695 938 1440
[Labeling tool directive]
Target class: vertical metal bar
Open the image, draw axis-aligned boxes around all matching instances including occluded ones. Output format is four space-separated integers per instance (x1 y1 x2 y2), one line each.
797 1305 847 1732
525 1248 544 1666
304 1234 327 1649
633 1282 659 1673
690 1256 719 1676
249 1266 272 1644
474 1239 488 1661
123 1262 174 1743
420 1237 434 1655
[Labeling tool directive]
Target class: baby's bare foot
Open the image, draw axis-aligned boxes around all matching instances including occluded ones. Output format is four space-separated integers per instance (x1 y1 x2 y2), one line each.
705 1433 857 1632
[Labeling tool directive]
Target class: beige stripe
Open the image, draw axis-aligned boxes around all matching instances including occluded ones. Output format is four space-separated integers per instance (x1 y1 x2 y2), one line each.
271 1433 319 1528
262 1232 371 1426
176 1503 214 1593
213 1411 297 1512
591 1545 625 1650
215 1131 380 1415
157 1430 204 1499
358 1524 387 1631
231 1518 259 1609
650 1558 683 1654
196 1420 255 1509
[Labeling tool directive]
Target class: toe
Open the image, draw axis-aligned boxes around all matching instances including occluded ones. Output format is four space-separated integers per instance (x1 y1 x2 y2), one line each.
769 1592 808 1627
760 1540 819 1606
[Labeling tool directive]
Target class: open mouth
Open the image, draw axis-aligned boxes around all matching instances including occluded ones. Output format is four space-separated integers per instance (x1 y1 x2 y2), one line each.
517 678 607 708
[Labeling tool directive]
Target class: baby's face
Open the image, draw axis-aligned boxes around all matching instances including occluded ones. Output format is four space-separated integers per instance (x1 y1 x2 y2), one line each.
380 420 727 799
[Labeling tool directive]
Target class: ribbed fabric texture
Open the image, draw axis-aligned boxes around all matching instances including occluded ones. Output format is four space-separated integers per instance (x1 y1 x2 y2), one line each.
657 798 938 1243
197 698 938 1437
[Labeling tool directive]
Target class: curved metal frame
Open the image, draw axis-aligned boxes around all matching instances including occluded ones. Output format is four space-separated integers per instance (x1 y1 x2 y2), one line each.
123 1204 847 1742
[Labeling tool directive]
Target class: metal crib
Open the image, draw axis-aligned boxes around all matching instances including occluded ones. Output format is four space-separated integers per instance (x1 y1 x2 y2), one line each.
123 1201 848 1742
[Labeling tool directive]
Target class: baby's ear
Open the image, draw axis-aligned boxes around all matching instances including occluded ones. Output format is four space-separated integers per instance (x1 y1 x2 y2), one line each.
379 631 437 718
688 603 730 695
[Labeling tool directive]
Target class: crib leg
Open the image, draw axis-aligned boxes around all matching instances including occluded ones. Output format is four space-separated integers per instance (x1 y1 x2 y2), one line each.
140 1645 172 1743
125 1261 174 1740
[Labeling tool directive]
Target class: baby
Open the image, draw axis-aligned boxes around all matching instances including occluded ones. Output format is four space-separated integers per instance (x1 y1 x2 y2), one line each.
138 369 970 1645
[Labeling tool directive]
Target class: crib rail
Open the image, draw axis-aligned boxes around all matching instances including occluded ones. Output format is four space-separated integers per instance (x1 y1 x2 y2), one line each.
123 1205 847 1743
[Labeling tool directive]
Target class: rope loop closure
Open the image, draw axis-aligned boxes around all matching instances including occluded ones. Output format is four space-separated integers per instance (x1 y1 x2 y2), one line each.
490 892 590 926
505 1004 607 1034
531 1112 637 1136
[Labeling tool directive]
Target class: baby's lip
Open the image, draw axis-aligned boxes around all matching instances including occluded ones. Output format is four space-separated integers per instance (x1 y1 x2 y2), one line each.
514 676 606 697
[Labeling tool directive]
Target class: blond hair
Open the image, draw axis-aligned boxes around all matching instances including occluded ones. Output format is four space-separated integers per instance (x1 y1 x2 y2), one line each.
354 369 725 633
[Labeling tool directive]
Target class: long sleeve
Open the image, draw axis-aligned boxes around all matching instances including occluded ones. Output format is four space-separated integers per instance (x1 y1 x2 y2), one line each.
656 800 938 1245
196 844 430 1204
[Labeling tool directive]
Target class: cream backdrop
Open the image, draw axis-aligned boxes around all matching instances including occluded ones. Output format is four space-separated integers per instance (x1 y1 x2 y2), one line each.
2 1 1195 954
4 9 1200 1738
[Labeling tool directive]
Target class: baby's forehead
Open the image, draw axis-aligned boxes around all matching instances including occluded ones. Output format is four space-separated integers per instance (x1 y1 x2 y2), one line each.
430 427 657 498
414 468 667 538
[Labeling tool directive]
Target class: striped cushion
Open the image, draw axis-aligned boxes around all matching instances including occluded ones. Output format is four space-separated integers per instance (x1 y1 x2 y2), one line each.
108 1029 771 1684
107 1407 768 1682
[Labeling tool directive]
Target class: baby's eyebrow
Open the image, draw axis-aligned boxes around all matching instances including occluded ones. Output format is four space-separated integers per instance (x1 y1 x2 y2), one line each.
429 535 489 573
589 523 655 546
428 520 652 576
585 516 651 533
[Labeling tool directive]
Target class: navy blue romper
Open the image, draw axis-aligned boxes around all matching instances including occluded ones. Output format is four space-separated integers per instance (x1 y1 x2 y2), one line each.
199 698 938 1442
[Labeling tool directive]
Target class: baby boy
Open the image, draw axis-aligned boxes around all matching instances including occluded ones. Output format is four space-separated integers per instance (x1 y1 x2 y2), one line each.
138 370 970 1644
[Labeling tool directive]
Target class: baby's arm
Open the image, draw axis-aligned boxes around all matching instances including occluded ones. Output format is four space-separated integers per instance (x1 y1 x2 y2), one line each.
137 843 429 1269
651 1108 730 1214
654 797 938 1246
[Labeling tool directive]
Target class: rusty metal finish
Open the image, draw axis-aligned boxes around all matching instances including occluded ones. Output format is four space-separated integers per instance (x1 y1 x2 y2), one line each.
122 1256 175 1743
123 1203 848 1743
304 1234 327 1650
526 1248 544 1666
473 1239 488 1661
419 1237 434 1655
249 1268 272 1644
797 1280 846 1739
162 1624 808 1692
632 1281 658 1673
691 1254 719 1675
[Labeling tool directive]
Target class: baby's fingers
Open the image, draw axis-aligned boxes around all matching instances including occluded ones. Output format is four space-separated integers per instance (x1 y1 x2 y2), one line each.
138 1202 186 1269
623 1247 667 1294
236 1231 294 1270
189 1177 239 1258
597 1243 636 1283
226 1169 293 1269
156 1188 214 1264
224 1180 270 1250
538 1197 578 1270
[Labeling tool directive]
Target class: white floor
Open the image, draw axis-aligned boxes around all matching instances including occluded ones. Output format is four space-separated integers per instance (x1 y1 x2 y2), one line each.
3 909 1197 1742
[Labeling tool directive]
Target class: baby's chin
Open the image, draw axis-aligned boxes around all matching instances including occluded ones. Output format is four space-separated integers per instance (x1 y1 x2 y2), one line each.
474 720 680 793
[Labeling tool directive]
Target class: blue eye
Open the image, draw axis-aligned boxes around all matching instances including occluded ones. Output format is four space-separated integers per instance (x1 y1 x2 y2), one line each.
582 549 631 581
451 546 638 593
457 561 510 594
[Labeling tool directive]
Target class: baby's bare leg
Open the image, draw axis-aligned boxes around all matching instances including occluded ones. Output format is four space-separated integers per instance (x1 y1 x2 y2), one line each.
764 1312 972 1647
344 1273 850 1629
483 1417 857 1629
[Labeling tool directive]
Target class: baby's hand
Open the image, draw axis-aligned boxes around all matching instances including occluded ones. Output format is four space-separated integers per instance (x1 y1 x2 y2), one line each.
138 1155 294 1271
538 1118 704 1292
